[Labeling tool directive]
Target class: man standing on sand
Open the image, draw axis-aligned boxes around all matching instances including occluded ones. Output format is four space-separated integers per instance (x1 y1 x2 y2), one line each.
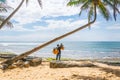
56 44 61 61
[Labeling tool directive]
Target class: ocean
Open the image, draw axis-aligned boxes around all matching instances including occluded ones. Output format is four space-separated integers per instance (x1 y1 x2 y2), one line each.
0 41 120 59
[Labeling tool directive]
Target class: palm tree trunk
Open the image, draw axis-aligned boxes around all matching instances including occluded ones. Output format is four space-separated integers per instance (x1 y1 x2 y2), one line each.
1 4 97 69
0 0 24 29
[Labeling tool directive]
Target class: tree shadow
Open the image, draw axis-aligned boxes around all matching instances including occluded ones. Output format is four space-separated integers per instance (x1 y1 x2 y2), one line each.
71 74 107 80
100 67 120 77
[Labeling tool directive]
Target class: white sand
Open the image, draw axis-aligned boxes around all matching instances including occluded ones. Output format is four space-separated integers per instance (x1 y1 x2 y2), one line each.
0 61 120 80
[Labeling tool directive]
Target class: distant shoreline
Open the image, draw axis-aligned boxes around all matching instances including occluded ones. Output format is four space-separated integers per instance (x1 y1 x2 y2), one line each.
1 41 120 59
0 52 120 67
0 52 120 60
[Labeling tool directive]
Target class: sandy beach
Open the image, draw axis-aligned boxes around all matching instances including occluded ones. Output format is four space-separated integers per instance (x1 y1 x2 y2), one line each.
0 60 120 80
0 0 120 79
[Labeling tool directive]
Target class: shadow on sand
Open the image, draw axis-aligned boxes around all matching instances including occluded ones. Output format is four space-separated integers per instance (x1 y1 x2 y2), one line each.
100 67 120 77
68 62 120 80
71 74 107 80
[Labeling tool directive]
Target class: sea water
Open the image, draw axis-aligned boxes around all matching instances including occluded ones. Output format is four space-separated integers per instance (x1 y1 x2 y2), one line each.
0 41 120 59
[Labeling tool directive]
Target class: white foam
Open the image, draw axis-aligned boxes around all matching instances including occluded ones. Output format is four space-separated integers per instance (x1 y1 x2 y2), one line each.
0 42 43 46
1 43 8 46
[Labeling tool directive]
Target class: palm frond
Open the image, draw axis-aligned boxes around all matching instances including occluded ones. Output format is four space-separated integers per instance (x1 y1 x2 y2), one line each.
113 0 117 20
79 1 89 16
5 21 13 28
0 7 7 12
26 0 29 6
0 2 13 12
67 0 86 6
0 16 13 28
37 0 42 8
98 1 111 21
88 5 94 29
103 0 120 21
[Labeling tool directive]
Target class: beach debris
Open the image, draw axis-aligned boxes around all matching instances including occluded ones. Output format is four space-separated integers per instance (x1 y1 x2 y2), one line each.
0 56 42 71
50 61 96 68
16 60 24 68
29 57 42 66
0 53 17 59
8 64 17 69
23 61 30 68
50 61 68 68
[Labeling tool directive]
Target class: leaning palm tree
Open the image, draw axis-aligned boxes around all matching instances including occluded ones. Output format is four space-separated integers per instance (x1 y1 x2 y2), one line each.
0 0 42 29
0 16 13 28
0 0 24 29
1 0 120 70
0 0 13 27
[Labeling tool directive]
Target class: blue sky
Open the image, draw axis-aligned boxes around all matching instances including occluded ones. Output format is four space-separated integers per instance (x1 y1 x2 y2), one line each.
0 0 120 41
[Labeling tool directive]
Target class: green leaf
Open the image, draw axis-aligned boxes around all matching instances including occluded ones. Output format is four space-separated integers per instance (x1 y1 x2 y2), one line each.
98 1 111 21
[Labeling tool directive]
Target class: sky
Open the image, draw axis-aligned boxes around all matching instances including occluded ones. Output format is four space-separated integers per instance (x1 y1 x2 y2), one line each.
0 0 120 41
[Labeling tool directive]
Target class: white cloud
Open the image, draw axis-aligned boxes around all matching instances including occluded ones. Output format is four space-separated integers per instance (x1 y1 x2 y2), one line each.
1 16 101 42
1 0 120 41
106 24 120 30
4 0 100 31
41 0 80 16
5 0 80 26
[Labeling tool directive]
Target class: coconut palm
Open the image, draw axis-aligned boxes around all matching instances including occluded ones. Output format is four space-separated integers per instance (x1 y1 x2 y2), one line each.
1 0 120 70
0 0 24 29
103 0 120 21
0 16 13 28
0 0 13 27
0 0 42 29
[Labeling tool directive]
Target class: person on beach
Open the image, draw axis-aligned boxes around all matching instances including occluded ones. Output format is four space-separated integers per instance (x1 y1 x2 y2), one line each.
53 43 64 61
56 44 61 61
60 43 64 50
56 43 64 61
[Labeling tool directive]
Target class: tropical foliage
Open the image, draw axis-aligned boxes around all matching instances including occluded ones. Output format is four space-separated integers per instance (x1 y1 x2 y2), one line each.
103 0 120 20
0 0 42 29
1 0 120 70
0 16 13 28
67 0 120 26
0 0 13 27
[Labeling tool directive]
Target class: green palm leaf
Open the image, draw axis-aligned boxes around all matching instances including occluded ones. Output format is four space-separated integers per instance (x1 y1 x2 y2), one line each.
103 0 120 20
88 4 94 29
97 1 111 21
0 16 13 28
0 2 13 12
67 0 119 22
79 1 89 16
